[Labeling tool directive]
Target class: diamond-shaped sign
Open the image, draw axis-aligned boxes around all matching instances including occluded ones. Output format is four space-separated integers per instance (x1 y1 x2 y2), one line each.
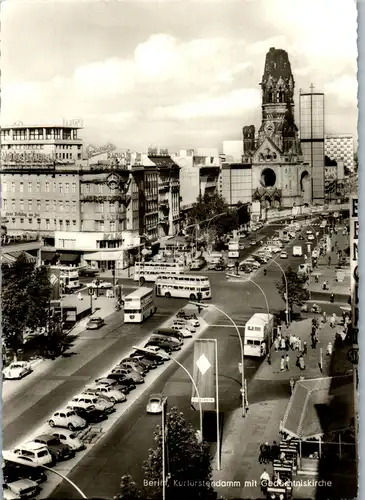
196 354 211 375
49 274 58 285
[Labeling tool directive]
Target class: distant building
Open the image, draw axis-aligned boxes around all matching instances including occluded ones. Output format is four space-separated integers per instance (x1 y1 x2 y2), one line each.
299 89 325 203
325 134 354 172
173 148 220 214
220 162 252 206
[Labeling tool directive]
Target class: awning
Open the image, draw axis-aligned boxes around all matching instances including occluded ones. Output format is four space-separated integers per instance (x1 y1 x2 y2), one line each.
1 251 36 264
41 250 58 263
58 253 81 263
280 375 353 439
84 250 124 261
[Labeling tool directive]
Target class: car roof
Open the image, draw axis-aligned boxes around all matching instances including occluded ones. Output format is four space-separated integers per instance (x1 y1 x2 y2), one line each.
34 434 56 441
89 317 102 321
149 393 162 399
20 442 48 451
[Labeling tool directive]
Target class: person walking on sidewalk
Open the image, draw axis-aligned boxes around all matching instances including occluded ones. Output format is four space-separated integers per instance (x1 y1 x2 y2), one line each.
290 377 295 395
260 469 270 495
280 355 285 371
298 354 305 371
322 311 327 323
285 335 290 351
302 341 308 355
274 337 280 352
285 354 290 371
326 342 333 356
280 337 286 351
311 334 318 350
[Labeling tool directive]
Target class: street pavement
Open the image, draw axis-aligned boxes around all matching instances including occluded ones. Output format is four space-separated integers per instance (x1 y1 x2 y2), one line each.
49 223 328 499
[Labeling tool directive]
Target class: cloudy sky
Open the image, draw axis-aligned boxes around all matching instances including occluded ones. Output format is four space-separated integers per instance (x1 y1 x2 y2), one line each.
2 0 358 151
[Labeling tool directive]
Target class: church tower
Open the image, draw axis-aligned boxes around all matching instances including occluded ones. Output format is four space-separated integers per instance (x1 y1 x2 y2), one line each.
244 48 312 210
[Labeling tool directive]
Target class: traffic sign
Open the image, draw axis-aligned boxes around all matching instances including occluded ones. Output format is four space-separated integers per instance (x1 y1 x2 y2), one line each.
347 347 359 365
191 397 215 403
88 287 94 296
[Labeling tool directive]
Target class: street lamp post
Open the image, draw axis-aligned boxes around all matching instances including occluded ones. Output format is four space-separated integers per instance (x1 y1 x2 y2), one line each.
189 301 247 417
3 452 87 498
270 259 289 325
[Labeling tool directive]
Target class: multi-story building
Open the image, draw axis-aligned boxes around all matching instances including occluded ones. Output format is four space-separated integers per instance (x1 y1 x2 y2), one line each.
1 122 83 242
220 161 252 206
325 134 354 171
173 148 221 218
299 89 325 203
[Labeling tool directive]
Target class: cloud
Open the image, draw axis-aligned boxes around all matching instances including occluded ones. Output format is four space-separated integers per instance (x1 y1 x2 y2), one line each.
324 75 358 106
151 88 261 120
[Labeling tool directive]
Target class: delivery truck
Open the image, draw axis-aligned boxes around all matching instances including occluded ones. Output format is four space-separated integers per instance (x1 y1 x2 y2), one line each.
244 313 274 357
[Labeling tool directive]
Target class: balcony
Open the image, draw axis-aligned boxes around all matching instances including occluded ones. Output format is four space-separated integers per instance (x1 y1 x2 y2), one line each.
158 181 170 190
159 198 169 207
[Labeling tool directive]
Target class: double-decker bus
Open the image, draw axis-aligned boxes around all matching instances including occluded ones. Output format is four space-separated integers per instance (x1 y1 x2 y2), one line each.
133 262 184 284
50 265 80 293
154 275 211 300
123 287 157 323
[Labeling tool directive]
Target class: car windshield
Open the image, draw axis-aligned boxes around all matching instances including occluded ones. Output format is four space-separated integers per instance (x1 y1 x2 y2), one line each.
150 398 161 404
69 433 78 439
46 438 59 446
10 363 24 368
90 318 101 323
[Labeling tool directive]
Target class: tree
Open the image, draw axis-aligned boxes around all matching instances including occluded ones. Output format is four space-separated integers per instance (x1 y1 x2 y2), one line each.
2 254 52 353
276 266 309 315
142 407 215 500
187 192 229 226
114 475 143 500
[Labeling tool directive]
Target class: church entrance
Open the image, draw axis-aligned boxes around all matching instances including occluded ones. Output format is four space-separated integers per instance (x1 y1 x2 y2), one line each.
300 171 311 204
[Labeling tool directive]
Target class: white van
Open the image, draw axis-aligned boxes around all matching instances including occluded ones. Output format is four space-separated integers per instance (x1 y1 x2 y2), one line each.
244 313 274 357
293 246 303 257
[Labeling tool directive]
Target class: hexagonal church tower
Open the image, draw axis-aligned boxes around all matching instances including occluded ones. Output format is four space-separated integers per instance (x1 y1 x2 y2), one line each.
243 47 312 209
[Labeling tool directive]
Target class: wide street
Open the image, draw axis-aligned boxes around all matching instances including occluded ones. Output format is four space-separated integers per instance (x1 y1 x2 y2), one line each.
49 222 328 499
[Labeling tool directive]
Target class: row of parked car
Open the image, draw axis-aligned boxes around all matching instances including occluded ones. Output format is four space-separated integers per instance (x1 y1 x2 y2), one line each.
3 309 200 499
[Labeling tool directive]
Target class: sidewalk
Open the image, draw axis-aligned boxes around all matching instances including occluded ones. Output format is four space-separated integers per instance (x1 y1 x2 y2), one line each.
211 318 348 499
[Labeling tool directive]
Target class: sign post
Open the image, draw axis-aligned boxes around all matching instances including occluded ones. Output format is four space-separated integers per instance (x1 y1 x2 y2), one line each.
88 287 94 313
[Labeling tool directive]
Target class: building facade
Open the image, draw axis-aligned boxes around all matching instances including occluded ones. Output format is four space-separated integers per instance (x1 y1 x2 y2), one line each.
242 48 311 211
220 162 252 206
299 90 325 203
1 123 83 239
325 134 354 171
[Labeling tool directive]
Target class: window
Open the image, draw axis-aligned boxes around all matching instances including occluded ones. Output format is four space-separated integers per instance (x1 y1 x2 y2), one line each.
110 202 115 213
29 128 43 140
45 200 50 211
11 182 15 192
20 218 24 224
86 184 90 193
53 200 57 212
2 182 7 192
66 220 70 228
65 201 70 212
36 182 40 192
46 219 50 230
19 182 24 193
28 182 32 192
54 219 57 228
59 201 63 212
3 199 7 210
37 200 41 211
59 183 63 194
72 220 77 229
28 218 33 224
45 182 50 192
45 128 54 140
110 221 116 232
65 183 69 193
72 183 76 193
53 182 57 192
20 200 24 210
73 130 78 140
28 200 32 211
59 220 63 229
11 199 16 210
72 201 76 212
54 129 61 140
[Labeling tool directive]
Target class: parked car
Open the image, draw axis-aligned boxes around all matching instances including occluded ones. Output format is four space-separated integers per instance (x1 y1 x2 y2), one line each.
33 434 75 462
171 320 196 333
69 394 115 413
144 342 171 355
92 384 127 403
79 267 99 277
280 251 288 259
71 406 109 424
148 334 181 350
3 362 32 380
86 317 104 330
146 394 164 414
88 280 112 289
51 430 85 451
110 366 145 384
99 375 136 393
170 325 193 338
298 234 305 240
11 442 53 467
207 262 217 270
214 263 225 271
240 266 253 274
176 311 198 321
129 353 159 369
48 409 87 431
3 479 39 499
308 234 315 241
3 462 46 485
118 359 148 375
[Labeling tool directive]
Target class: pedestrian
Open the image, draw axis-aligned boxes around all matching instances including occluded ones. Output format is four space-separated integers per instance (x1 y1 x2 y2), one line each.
258 443 265 464
299 355 305 371
274 337 280 352
322 311 327 323
280 355 285 371
285 335 290 351
330 313 336 328
326 342 333 356
328 256 331 267
271 441 280 460
285 354 290 371
297 338 302 352
289 333 295 350
277 324 282 337
290 377 295 394
303 341 308 355
311 335 317 349
330 293 335 303
264 268 267 276
280 337 286 351
260 468 270 495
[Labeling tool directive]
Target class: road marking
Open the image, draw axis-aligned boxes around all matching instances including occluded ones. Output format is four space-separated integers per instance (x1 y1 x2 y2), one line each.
209 324 246 328
196 354 212 375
